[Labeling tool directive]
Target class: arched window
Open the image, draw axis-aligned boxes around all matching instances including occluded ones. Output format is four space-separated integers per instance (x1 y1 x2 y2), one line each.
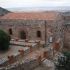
9 28 13 35
37 31 41 38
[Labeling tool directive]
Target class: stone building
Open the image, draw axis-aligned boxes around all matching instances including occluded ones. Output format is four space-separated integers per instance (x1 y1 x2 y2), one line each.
0 11 64 46
62 12 70 49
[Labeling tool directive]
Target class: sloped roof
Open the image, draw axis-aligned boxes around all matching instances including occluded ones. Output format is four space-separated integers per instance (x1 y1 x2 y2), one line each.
0 12 60 20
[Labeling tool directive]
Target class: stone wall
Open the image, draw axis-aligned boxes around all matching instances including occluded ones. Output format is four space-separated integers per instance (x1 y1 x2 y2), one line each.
0 14 63 46
61 13 70 49
0 19 53 41
63 24 70 49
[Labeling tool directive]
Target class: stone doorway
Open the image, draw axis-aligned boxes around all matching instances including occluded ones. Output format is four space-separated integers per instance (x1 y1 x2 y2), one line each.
9 28 13 35
20 31 26 39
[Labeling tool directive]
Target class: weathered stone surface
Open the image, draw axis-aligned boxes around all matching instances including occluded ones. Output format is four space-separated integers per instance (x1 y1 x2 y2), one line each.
42 59 55 70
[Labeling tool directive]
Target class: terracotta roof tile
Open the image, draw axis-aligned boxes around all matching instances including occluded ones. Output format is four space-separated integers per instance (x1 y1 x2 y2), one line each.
0 12 59 20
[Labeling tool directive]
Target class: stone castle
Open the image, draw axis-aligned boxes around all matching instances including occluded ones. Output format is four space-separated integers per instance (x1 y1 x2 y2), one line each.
0 8 70 49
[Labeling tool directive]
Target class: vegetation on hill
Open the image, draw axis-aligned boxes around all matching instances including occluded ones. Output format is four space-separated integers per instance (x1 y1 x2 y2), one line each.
0 7 10 16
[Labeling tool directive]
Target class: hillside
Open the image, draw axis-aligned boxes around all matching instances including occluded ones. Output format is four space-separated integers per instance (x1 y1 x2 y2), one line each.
0 7 10 16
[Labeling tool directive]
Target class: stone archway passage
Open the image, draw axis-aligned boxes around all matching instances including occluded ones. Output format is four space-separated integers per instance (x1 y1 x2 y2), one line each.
20 31 26 39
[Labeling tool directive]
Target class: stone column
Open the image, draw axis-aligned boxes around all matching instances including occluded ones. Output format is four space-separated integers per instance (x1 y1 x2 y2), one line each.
18 49 24 57
37 55 42 65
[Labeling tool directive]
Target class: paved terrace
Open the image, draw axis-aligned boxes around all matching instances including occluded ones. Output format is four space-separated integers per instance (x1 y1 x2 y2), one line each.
0 39 60 70
0 40 45 67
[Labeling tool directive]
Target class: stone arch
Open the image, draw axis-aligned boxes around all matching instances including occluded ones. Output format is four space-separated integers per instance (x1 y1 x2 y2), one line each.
19 30 26 39
37 30 41 38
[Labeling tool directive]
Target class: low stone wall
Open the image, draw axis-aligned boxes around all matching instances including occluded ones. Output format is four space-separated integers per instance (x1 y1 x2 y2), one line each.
42 59 55 70
0 58 39 70
0 58 56 70
0 46 30 67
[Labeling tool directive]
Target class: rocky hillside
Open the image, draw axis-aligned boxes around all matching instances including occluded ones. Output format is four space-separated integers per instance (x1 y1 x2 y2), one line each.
0 7 10 16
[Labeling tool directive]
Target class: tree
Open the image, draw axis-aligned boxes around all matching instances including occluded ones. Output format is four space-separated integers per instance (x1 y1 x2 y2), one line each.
56 51 70 70
0 30 10 51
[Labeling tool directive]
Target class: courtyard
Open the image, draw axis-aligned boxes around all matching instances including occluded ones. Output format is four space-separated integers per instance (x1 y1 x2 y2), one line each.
0 39 57 70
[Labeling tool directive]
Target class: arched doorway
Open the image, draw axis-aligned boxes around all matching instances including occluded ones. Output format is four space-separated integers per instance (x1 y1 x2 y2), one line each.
20 31 26 39
37 31 41 38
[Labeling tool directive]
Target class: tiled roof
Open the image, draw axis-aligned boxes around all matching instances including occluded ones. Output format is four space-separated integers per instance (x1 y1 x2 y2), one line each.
0 12 60 20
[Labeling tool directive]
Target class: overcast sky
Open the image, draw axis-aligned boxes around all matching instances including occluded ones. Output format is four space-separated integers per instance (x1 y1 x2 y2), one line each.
0 0 70 8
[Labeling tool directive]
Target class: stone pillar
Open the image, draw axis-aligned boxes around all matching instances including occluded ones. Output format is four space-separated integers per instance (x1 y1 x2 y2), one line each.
8 55 15 64
18 49 24 57
52 42 60 58
28 46 32 53
43 51 48 59
37 55 42 65
15 38 19 41
37 41 41 48
53 42 60 51
25 39 29 42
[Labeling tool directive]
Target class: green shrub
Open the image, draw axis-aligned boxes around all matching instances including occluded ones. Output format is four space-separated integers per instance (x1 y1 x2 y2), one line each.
0 30 10 51
56 51 70 70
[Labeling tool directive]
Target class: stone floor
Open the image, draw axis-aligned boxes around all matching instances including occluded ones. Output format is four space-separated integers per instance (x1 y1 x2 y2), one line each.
0 40 57 70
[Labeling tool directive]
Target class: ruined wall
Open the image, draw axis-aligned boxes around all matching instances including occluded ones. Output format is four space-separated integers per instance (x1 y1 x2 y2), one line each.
61 13 70 49
63 24 70 49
